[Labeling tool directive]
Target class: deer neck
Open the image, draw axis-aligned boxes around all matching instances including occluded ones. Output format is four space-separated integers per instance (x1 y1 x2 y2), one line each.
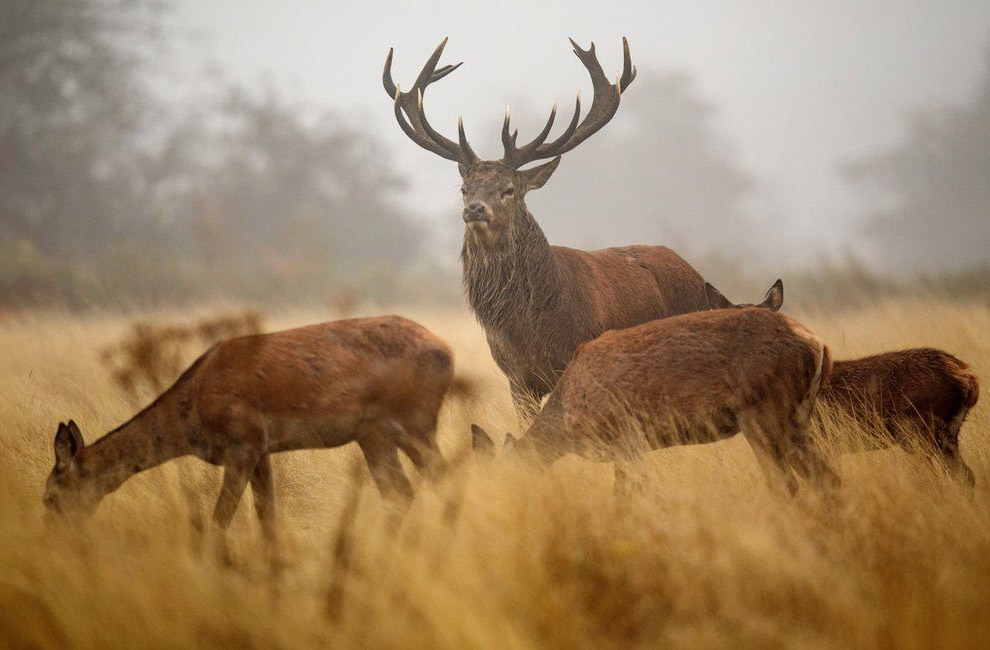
461 205 568 336
77 385 196 500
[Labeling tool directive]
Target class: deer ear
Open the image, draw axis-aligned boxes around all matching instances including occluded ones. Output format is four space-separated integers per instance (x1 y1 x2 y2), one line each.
704 282 734 310
458 162 470 179
54 421 84 470
761 279 784 311
503 433 518 453
471 424 495 457
518 156 561 191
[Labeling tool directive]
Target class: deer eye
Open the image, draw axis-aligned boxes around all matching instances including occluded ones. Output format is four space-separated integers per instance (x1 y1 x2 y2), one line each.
502 187 515 198
461 186 467 196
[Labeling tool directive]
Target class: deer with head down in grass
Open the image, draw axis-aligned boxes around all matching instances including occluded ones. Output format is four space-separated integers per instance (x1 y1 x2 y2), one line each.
473 307 840 496
384 37 710 424
44 316 459 550
705 279 980 486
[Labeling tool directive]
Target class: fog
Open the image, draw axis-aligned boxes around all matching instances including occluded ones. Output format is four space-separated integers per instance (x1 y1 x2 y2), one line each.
2 0 988 308
170 0 990 265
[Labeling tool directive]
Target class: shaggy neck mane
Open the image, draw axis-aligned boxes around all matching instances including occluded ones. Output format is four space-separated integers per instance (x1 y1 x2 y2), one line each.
461 205 566 337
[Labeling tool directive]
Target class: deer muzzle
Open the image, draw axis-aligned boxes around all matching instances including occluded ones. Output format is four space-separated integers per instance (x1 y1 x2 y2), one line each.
463 201 491 224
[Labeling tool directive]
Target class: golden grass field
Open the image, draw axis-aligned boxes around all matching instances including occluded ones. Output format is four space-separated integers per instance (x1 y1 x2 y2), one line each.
1 298 988 649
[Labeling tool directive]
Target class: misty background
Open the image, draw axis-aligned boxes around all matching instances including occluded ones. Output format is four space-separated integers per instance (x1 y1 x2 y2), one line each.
2 0 988 309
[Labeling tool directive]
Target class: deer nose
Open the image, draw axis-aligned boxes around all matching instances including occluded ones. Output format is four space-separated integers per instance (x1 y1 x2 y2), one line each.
463 201 489 223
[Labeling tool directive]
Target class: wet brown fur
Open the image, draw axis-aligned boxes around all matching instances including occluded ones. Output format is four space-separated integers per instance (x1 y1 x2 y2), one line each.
477 308 838 495
44 315 456 545
461 161 709 422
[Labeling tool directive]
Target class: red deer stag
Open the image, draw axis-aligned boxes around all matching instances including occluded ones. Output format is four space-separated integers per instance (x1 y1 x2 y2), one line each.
44 316 458 546
473 308 839 496
705 280 980 486
384 38 709 423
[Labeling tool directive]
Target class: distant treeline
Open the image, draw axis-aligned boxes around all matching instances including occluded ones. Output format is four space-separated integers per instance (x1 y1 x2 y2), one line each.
2 1 988 310
0 0 428 309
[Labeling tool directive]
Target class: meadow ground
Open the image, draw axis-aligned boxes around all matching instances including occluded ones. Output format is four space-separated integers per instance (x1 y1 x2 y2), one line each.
0 299 988 649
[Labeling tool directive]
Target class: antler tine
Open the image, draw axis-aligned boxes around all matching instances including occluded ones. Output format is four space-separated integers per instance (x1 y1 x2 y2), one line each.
413 37 450 90
501 38 635 168
458 116 477 163
392 89 463 162
432 62 463 82
619 36 637 90
501 106 517 151
383 48 398 98
502 101 560 167
383 39 478 166
536 94 580 157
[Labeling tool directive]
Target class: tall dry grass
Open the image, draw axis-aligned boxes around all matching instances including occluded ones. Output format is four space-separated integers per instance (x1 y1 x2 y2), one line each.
0 300 988 648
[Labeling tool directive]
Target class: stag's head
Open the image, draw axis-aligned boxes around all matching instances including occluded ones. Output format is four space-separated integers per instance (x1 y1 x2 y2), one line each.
43 420 98 517
384 37 636 245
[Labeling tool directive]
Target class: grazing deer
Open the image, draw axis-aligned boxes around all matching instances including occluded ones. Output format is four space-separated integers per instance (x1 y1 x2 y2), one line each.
705 280 980 486
44 316 458 546
473 308 839 496
384 37 709 423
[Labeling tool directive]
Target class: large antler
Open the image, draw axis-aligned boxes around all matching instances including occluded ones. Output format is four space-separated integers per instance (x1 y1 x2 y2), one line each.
383 38 479 166
501 37 636 169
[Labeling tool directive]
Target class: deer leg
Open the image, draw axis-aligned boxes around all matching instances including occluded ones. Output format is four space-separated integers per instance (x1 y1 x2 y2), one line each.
214 464 252 528
745 434 799 497
738 407 798 495
250 454 278 561
933 421 976 489
357 427 414 507
392 418 445 481
789 440 841 493
212 461 253 565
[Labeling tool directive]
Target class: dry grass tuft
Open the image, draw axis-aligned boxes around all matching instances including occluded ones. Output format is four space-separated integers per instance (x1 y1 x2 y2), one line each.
0 300 988 648
99 309 265 404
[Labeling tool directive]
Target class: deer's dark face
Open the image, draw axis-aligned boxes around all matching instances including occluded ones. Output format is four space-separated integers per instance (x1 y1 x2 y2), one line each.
459 159 560 246
43 421 98 517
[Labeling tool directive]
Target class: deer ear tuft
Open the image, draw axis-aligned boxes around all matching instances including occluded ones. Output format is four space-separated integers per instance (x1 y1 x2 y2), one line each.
761 279 784 311
704 282 734 310
471 424 495 457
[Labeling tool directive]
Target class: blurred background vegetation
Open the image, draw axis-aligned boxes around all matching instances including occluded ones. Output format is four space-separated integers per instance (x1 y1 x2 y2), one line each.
1 0 987 312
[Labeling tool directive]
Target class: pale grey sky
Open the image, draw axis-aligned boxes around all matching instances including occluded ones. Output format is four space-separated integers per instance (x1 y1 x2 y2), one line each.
169 0 990 264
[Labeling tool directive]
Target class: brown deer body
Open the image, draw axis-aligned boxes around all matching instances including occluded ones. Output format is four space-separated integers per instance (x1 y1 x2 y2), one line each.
474 308 839 495
44 316 456 543
384 38 709 421
705 281 980 485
